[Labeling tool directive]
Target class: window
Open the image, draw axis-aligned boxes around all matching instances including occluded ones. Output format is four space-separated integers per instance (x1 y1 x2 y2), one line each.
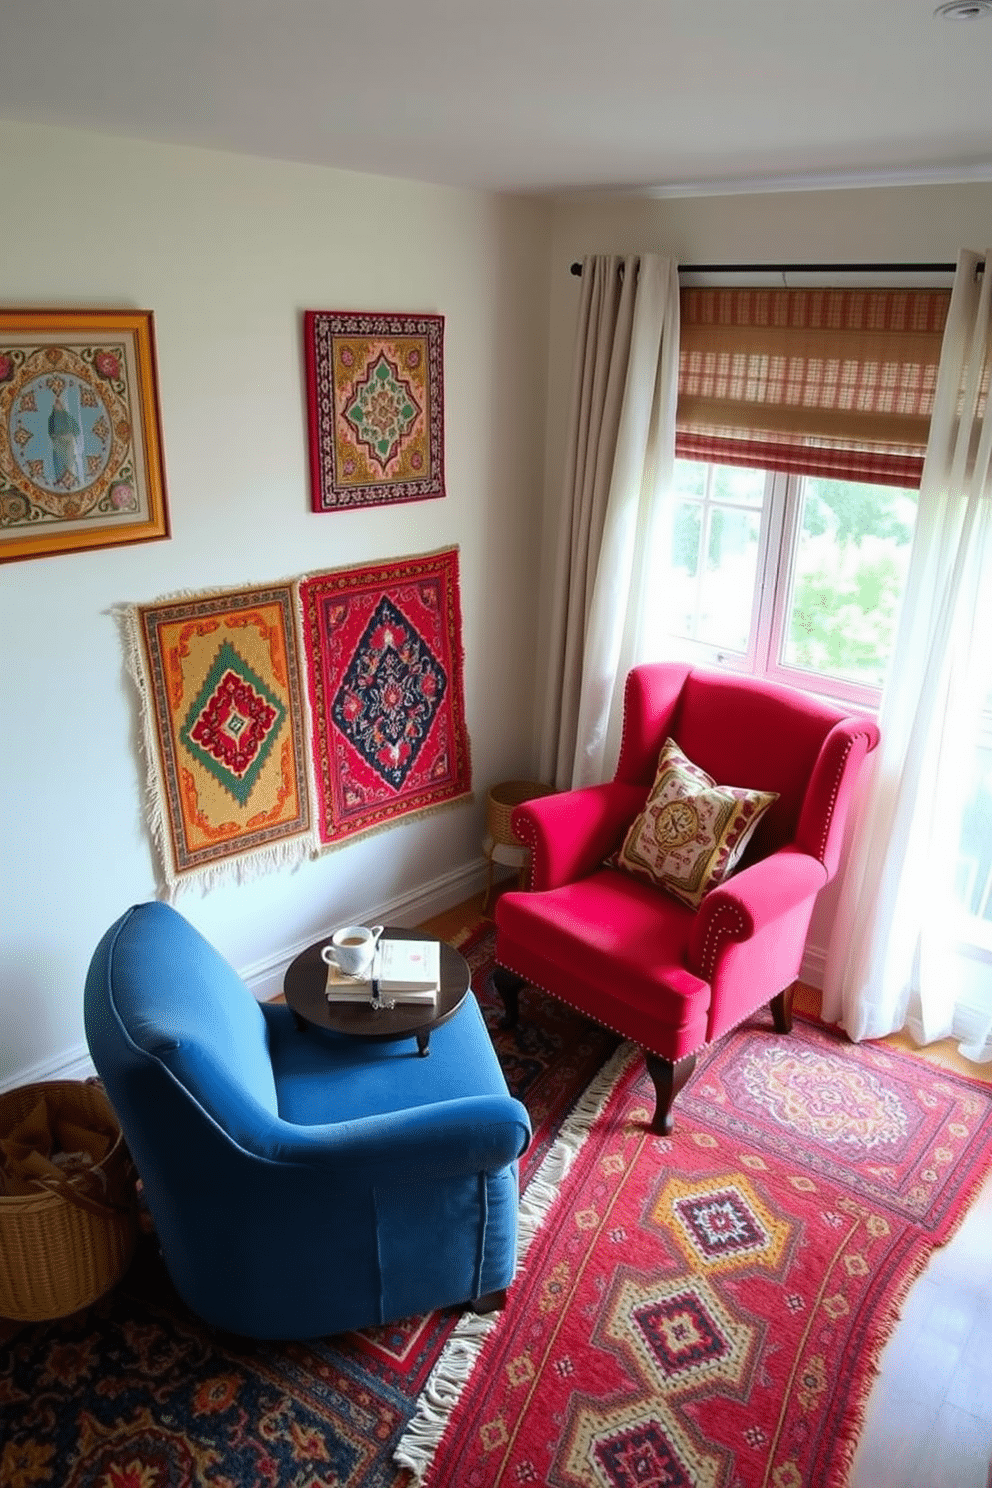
667 284 947 712
669 281 992 957
666 457 992 950
667 458 918 711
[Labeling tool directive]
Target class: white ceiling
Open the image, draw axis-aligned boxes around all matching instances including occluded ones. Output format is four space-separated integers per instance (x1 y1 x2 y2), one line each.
2 0 991 197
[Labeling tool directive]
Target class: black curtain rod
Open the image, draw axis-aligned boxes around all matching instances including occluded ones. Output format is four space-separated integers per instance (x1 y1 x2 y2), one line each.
569 259 968 276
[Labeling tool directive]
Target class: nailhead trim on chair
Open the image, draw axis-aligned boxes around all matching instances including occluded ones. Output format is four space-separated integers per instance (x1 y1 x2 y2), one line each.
816 734 856 863
698 903 749 982
616 685 635 780
493 954 714 1062
493 955 798 1067
494 954 679 1055
510 815 539 891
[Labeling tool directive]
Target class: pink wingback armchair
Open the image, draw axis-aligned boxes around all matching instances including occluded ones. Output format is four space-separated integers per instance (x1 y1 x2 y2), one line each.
494 663 880 1133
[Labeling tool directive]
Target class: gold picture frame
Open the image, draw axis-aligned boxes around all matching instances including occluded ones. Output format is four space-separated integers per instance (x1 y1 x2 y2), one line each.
0 308 170 562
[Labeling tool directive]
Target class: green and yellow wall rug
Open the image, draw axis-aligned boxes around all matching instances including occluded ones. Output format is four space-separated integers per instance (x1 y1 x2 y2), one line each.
121 582 313 895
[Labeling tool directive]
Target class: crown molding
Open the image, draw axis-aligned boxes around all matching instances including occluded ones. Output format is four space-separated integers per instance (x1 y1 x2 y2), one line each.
636 161 992 200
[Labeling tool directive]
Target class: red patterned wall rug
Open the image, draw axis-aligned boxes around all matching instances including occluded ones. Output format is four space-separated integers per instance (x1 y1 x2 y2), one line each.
298 547 472 848
398 1001 992 1488
120 582 314 895
304 310 445 513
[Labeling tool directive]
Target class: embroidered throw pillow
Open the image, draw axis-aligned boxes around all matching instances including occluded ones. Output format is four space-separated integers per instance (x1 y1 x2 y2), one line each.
616 737 778 909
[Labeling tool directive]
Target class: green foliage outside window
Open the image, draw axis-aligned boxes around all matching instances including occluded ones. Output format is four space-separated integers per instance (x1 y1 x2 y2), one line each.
787 479 917 686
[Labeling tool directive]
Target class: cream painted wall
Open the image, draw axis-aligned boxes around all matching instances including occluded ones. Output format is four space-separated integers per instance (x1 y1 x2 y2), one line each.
0 121 551 1089
541 183 992 975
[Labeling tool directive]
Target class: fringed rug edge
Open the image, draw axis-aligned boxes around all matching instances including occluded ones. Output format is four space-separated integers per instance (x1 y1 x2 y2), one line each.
115 600 182 895
308 788 475 858
823 1154 992 1488
392 1039 640 1482
114 597 316 901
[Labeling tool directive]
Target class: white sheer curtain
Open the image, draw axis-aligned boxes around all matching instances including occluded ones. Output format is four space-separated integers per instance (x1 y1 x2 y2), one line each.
822 249 992 1062
538 253 680 789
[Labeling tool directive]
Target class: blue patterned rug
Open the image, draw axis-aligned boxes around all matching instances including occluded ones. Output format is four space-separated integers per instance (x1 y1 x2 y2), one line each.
0 926 618 1487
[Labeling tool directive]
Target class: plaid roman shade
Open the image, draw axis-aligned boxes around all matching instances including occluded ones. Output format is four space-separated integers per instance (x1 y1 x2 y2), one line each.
676 287 952 487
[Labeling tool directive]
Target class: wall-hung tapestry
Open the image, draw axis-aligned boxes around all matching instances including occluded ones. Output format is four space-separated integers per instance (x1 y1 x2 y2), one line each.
304 310 445 513
121 583 313 895
298 547 471 847
0 308 169 563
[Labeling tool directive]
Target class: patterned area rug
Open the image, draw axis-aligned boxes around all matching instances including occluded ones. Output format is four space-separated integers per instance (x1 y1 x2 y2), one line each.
120 582 313 895
304 310 445 512
0 928 617 1488
404 1001 992 1488
298 548 472 848
4 931 990 1488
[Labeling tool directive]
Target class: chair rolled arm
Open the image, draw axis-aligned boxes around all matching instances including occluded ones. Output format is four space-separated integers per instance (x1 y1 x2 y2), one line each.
512 781 648 890
688 848 828 980
796 720 880 876
258 1093 532 1180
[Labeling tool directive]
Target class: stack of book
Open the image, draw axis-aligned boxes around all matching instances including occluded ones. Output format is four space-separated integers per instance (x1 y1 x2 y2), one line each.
325 937 440 1006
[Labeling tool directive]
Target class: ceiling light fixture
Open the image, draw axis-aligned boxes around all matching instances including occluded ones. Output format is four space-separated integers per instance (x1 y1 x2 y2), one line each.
934 0 992 17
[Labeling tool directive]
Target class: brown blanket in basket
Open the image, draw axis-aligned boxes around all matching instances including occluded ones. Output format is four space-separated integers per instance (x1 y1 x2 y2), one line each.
0 1095 117 1197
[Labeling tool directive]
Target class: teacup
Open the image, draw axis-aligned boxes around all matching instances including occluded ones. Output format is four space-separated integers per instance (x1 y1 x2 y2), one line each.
321 923 384 978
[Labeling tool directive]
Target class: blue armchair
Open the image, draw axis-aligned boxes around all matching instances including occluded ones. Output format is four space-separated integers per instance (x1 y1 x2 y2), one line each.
84 902 531 1340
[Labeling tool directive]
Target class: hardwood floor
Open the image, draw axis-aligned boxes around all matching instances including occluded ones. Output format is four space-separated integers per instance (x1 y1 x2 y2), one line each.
429 886 992 1488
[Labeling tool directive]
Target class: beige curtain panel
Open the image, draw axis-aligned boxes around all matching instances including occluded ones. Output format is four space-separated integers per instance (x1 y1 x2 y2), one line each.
538 255 641 788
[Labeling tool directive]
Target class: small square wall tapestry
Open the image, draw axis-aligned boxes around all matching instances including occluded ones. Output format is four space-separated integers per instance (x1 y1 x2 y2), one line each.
121 583 313 894
298 547 472 847
304 310 445 512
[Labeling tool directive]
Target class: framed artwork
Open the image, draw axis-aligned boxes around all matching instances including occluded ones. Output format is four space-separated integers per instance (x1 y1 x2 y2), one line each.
0 308 170 562
304 309 445 513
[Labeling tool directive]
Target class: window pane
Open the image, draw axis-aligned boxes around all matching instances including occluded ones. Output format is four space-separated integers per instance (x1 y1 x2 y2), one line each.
670 502 701 637
698 507 761 650
710 464 766 508
672 458 706 498
781 477 917 688
670 480 761 652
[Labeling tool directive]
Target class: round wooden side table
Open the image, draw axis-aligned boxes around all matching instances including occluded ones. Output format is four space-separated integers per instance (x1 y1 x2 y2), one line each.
282 926 470 1056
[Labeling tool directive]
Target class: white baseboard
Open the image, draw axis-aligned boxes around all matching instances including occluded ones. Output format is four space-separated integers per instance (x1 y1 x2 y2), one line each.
0 1043 97 1095
799 941 827 990
3 897 829 1096
241 854 493 1002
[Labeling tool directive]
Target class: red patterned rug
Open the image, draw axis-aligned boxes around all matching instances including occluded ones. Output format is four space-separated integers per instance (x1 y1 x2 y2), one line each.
399 998 992 1488
298 547 472 848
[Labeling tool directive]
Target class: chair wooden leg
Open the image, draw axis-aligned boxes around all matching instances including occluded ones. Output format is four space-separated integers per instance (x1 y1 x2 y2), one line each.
643 1051 697 1135
770 983 796 1034
492 968 525 1030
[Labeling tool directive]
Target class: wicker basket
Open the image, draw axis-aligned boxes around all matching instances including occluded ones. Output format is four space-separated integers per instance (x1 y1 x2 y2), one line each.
0 1080 137 1322
486 780 555 847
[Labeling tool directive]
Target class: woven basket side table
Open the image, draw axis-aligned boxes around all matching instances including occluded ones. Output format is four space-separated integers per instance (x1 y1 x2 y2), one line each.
483 780 555 912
